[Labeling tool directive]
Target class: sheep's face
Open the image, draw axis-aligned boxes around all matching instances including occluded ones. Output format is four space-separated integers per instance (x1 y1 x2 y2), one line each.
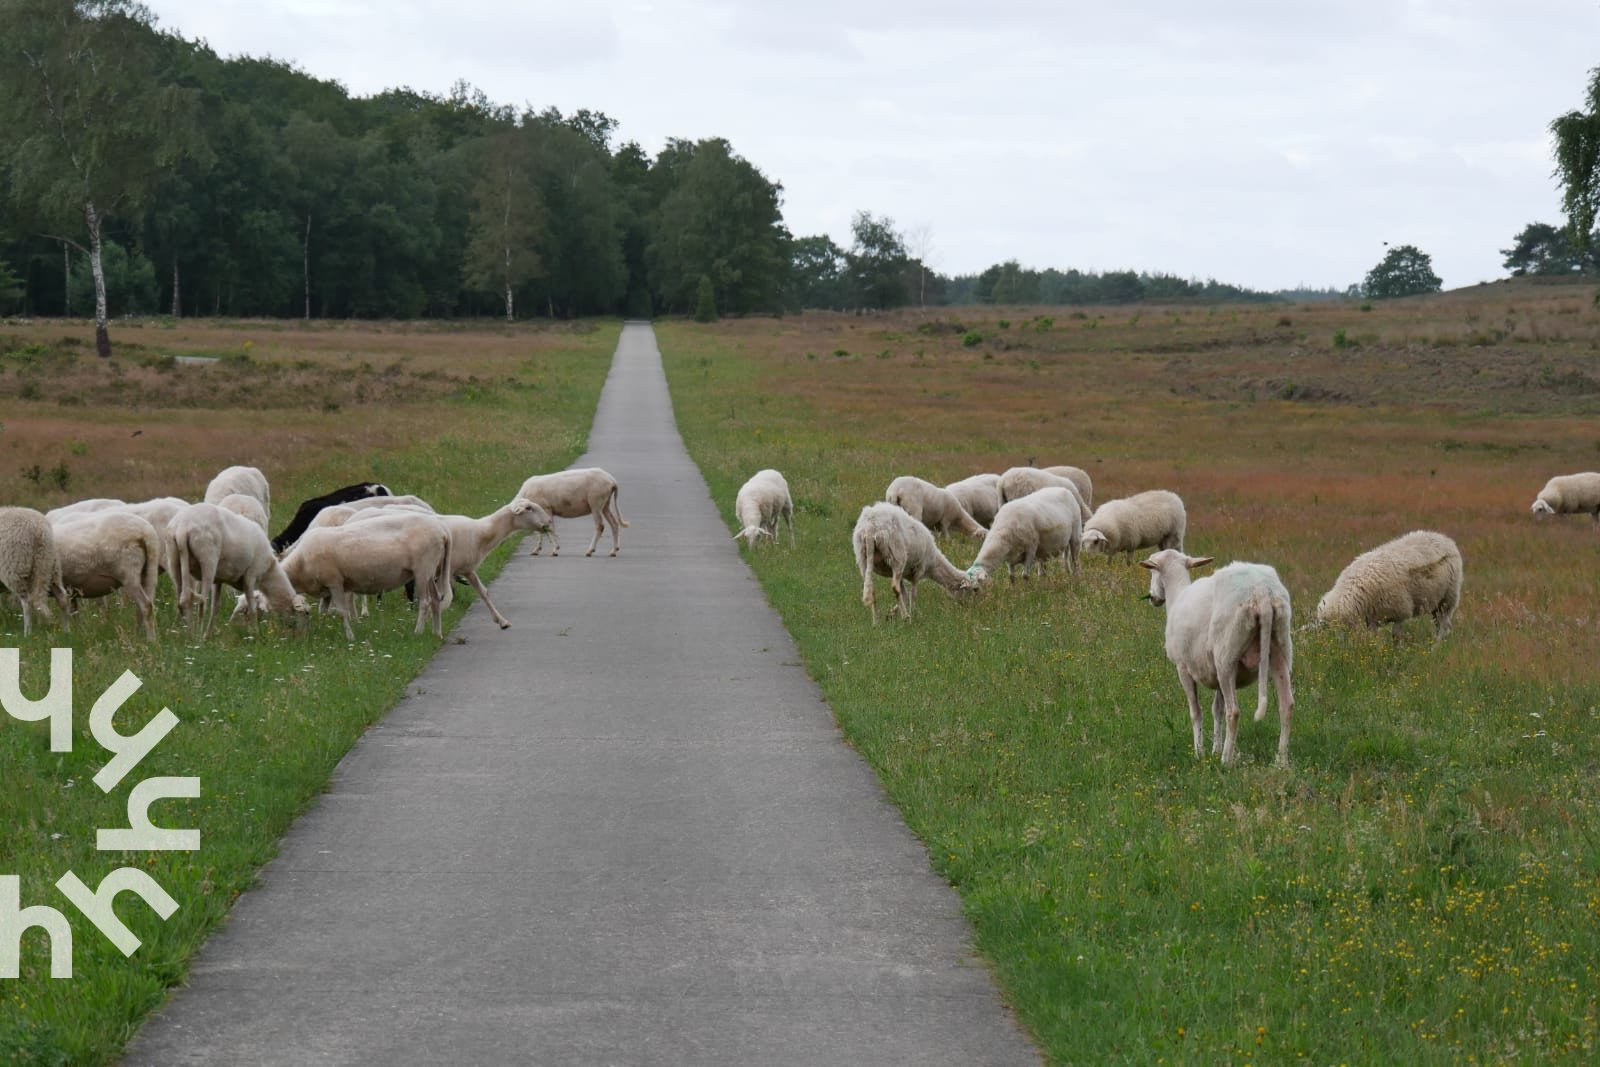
960 563 991 591
1143 566 1168 606
1531 499 1555 517
1081 530 1108 552
290 593 311 617
1314 594 1334 623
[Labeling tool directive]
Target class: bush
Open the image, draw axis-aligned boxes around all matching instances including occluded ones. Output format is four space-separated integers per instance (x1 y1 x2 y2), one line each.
693 275 717 323
961 331 983 347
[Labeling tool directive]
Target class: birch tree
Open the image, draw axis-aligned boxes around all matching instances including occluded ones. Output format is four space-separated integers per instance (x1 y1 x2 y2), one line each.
464 131 547 321
0 0 202 356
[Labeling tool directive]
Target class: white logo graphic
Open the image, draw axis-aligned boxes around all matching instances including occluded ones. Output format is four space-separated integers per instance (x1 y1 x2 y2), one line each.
0 649 199 979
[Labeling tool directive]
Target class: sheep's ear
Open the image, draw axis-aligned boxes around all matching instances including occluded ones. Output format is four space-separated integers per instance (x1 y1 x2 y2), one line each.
1137 559 1157 570
1186 556 1215 570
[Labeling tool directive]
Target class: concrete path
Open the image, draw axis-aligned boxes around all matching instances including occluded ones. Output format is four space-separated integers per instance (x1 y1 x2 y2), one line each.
124 323 1038 1066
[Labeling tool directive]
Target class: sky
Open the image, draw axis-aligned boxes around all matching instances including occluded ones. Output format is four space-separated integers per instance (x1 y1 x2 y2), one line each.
143 0 1600 292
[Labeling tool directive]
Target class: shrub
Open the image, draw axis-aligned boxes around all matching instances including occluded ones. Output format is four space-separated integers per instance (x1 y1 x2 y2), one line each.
961 331 983 347
693 275 717 323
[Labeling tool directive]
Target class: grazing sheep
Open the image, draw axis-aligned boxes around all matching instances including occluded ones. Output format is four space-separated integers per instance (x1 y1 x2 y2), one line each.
1141 551 1294 768
961 487 1082 586
203 465 270 519
885 476 986 540
998 466 1089 516
0 507 71 636
851 502 969 623
734 469 795 547
437 499 553 628
216 493 269 532
52 511 162 641
944 473 1003 528
1315 530 1462 639
516 467 628 556
1530 472 1600 524
280 513 452 641
1082 490 1187 563
45 498 127 521
119 497 190 586
272 482 392 553
336 493 434 515
1041 465 1094 511
170 503 307 637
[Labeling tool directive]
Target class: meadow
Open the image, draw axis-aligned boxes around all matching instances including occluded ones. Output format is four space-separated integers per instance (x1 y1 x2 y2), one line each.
658 280 1600 1064
0 317 619 1065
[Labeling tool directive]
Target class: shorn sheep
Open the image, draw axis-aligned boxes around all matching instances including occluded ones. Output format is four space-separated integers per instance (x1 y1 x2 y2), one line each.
851 502 969 623
280 513 452 640
217 493 269 532
1315 530 1462 640
1530 472 1600 524
1141 551 1294 768
0 507 71 636
944 473 1002 528
961 487 1082 586
1082 490 1187 563
997 466 1088 516
516 467 628 556
884 476 986 540
171 503 307 636
734 469 795 547
272 482 392 553
203 465 270 518
1040 465 1094 511
438 499 553 628
52 511 162 641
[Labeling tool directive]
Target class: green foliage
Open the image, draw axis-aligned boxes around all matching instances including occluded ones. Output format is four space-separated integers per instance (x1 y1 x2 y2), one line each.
846 210 910 310
1362 244 1442 300
693 273 717 322
1501 221 1585 277
961 330 983 347
67 239 158 316
1551 67 1600 256
789 234 849 310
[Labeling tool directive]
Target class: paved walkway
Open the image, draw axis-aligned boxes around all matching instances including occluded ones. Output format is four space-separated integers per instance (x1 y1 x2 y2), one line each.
125 323 1037 1065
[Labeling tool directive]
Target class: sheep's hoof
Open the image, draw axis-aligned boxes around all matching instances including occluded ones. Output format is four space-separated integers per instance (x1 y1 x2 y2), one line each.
585 549 595 557
498 621 511 630
609 548 619 556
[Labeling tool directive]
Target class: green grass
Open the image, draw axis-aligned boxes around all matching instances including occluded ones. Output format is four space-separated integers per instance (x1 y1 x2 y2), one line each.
0 321 618 1065
659 316 1600 1065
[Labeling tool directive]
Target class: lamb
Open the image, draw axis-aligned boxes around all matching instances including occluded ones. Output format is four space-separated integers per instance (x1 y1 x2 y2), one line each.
944 473 1003 528
851 502 969 623
216 493 269 532
733 469 795 547
436 499 553 628
280 512 453 641
1082 490 1187 563
0 507 71 637
1140 551 1294 768
1041 465 1094 511
170 503 308 637
1315 530 1462 639
51 510 162 641
884 476 986 540
1530 472 1600 524
272 482 392 553
203 465 270 519
960 487 1082 585
515 467 628 556
997 466 1089 516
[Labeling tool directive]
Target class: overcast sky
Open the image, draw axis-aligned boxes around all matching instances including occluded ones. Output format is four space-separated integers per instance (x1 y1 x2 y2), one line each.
144 0 1600 292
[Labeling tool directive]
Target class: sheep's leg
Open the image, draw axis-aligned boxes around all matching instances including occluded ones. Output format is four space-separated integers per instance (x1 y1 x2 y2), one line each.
131 584 156 643
586 508 604 557
19 598 31 638
528 528 546 556
413 576 431 635
785 507 795 546
1217 672 1242 767
1210 691 1225 755
1271 655 1294 769
606 503 622 556
904 578 918 619
1178 669 1204 758
468 571 511 629
862 567 878 625
335 588 356 642
243 578 260 632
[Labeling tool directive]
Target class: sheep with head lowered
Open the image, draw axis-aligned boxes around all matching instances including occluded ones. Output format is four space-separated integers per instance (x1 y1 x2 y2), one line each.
216 492 269 533
1315 530 1462 640
852 502 969 623
51 510 162 641
1140 550 1294 768
0 507 71 636
516 467 628 556
170 503 308 637
960 487 1082 586
885 475 986 540
272 482 392 553
280 511 452 641
734 469 795 547
997 466 1088 516
1082 490 1186 563
1530 472 1600 524
944 473 1002 528
1040 465 1094 511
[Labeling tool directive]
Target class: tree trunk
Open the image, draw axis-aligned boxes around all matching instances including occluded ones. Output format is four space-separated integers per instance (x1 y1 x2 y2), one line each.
62 243 70 316
503 243 514 322
85 200 110 359
171 258 182 317
303 212 312 320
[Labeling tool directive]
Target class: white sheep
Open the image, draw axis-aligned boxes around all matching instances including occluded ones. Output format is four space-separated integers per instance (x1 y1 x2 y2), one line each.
170 503 307 636
997 466 1089 516
944 473 1003 528
203 465 270 519
338 494 435 514
851 502 969 623
437 499 553 628
280 512 453 641
885 476 986 540
961 487 1082 586
516 467 628 557
1041 465 1094 510
0 507 71 636
216 493 270 532
1530 472 1600 524
734 469 795 547
119 497 190 584
51 510 162 641
1315 530 1462 639
1082 490 1187 563
1141 551 1294 768
45 498 127 521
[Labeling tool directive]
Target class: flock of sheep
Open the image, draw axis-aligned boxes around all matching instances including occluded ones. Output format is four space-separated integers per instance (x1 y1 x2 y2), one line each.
732 465 1600 769
0 464 631 643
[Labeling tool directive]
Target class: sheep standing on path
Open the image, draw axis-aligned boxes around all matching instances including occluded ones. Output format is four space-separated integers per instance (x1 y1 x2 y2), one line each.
1531 472 1600 524
0 507 71 637
944 473 1002 528
1140 550 1294 768
734 469 795 547
516 467 628 556
1316 530 1462 639
852 502 969 623
961 487 1082 586
1083 490 1187 563
281 513 452 641
51 511 162 641
437 499 553 629
885 476 987 541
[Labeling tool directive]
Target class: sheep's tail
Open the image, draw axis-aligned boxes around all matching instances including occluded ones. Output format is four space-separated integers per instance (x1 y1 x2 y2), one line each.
432 535 453 614
171 525 191 614
1254 597 1273 722
609 485 629 529
856 530 875 611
